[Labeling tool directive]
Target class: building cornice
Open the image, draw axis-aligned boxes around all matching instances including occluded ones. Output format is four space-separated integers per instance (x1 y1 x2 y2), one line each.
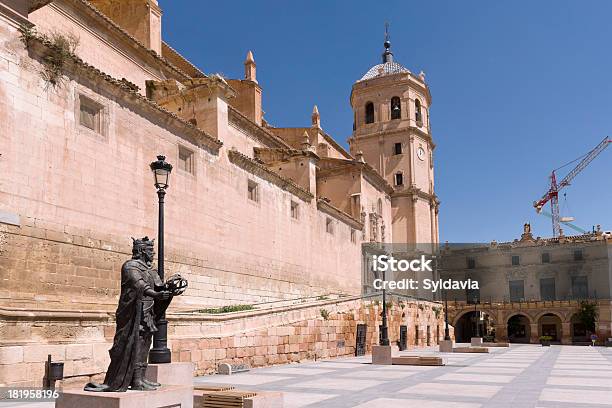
318 130 353 160
253 147 320 164
0 2 32 27
317 158 393 195
349 126 436 150
161 41 206 78
228 107 292 149
317 199 364 230
22 31 223 153
59 0 193 81
392 185 439 205
228 149 314 203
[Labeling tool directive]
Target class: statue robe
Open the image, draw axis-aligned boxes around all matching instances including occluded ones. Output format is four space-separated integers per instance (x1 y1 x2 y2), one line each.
103 259 152 391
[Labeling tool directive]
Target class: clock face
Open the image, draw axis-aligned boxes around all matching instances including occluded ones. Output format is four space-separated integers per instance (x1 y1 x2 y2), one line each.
417 147 425 161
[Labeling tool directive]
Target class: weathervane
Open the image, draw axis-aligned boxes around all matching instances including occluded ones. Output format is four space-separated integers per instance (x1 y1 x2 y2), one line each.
382 22 393 63
385 22 390 43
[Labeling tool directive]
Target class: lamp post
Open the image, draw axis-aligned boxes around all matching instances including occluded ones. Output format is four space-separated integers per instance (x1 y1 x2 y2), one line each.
444 288 450 341
474 299 481 338
380 265 389 346
149 155 173 364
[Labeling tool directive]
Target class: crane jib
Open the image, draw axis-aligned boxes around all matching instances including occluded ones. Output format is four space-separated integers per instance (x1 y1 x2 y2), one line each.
532 136 610 237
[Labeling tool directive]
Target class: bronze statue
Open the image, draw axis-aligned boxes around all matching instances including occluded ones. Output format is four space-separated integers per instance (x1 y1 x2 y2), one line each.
85 237 187 392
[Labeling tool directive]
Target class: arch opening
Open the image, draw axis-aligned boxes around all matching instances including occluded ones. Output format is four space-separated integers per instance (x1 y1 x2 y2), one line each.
390 96 401 120
538 313 562 343
507 314 531 343
454 311 494 343
365 102 374 124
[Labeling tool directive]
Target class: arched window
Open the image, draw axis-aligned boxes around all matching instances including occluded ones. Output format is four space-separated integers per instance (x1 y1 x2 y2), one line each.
377 198 383 216
394 172 404 186
415 99 422 124
365 102 374 124
390 97 401 120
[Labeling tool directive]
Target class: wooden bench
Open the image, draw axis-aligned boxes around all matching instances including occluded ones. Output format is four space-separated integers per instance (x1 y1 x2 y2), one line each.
483 342 510 347
391 356 444 366
194 389 283 408
453 346 489 353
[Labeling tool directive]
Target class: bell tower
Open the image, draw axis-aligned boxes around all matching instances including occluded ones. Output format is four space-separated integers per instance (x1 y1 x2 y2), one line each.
348 28 439 244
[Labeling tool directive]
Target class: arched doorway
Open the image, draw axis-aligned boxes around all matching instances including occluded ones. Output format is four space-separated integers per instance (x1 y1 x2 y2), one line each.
507 314 530 343
454 311 492 343
570 314 589 344
538 313 562 343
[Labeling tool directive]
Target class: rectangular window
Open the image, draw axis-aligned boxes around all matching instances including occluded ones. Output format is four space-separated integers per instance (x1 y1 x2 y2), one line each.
326 218 334 234
350 229 356 243
79 95 102 133
466 257 476 269
509 280 524 302
178 146 194 174
541 252 551 263
394 142 402 155
247 180 259 202
290 201 299 219
540 278 556 301
511 255 520 266
574 249 584 261
571 276 588 299
395 173 403 186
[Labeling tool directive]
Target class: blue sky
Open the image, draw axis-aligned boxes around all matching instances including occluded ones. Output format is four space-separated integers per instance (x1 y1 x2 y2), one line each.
162 1 611 243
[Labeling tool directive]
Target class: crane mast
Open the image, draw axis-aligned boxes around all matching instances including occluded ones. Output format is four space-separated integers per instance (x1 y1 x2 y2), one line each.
533 136 610 237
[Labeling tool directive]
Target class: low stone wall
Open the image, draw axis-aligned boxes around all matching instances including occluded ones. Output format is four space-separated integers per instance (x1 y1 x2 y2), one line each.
0 297 446 387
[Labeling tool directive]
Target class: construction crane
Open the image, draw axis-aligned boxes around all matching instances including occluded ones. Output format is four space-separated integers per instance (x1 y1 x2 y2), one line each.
533 136 611 237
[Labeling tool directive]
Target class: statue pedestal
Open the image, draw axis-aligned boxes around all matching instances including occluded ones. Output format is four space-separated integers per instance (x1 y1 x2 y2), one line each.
372 345 393 365
146 362 194 386
471 337 483 346
56 385 193 408
439 339 454 352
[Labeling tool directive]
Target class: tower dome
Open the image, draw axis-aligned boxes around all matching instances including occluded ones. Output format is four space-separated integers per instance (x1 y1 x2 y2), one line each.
358 25 410 82
358 61 410 82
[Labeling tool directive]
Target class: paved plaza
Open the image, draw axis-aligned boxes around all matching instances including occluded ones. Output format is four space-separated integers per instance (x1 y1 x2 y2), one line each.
5 344 611 408
194 344 612 408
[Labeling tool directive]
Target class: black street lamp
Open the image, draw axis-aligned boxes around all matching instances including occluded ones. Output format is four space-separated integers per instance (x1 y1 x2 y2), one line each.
443 285 451 342
149 155 173 364
474 300 481 338
380 267 389 346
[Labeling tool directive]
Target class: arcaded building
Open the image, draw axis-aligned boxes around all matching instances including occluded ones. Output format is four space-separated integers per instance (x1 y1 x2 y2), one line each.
442 226 612 345
0 0 443 386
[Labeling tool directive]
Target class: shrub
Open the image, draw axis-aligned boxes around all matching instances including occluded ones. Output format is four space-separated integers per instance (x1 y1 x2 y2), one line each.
577 301 598 333
320 308 330 320
199 304 254 314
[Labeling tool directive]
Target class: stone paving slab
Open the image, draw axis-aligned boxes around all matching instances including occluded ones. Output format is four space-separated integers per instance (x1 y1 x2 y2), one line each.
189 345 612 408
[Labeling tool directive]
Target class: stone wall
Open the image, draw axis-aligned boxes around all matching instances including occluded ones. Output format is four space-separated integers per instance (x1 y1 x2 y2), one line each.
0 297 446 387
0 12 364 309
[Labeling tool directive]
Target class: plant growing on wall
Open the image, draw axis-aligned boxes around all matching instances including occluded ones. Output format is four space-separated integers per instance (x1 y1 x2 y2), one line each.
199 304 255 314
19 25 80 89
433 307 442 319
577 301 598 333
320 308 330 320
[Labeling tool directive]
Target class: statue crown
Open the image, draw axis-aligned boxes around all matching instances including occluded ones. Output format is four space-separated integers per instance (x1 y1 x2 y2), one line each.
131 236 155 255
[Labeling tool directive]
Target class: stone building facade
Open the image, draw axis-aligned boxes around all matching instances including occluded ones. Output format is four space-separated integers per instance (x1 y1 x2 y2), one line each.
441 226 612 344
0 0 440 386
